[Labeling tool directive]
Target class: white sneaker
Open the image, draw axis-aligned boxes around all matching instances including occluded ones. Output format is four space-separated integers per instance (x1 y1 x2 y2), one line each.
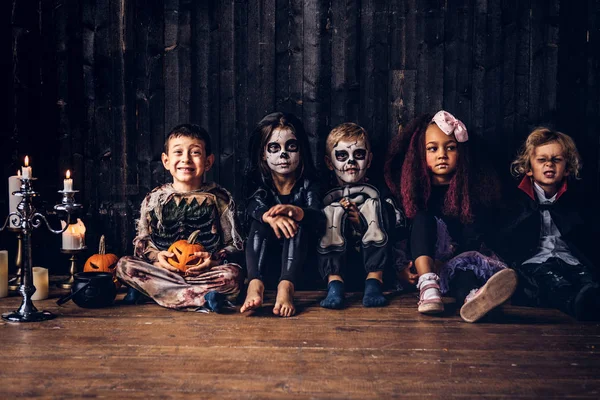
459 269 517 323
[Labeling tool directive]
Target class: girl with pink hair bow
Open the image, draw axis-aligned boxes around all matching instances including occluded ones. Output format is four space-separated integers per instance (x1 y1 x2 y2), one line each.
384 111 516 322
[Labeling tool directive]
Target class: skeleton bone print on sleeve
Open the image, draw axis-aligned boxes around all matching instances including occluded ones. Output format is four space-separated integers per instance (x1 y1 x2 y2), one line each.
264 128 300 175
318 184 387 252
330 139 370 185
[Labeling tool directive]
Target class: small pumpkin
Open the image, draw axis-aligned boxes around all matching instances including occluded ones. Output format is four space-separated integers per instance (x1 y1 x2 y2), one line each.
167 230 207 273
84 235 120 285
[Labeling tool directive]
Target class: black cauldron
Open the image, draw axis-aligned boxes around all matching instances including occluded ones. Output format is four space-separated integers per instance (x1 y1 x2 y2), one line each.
57 272 117 308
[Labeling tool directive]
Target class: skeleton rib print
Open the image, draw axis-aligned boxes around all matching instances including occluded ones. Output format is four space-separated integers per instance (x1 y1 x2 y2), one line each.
150 195 221 254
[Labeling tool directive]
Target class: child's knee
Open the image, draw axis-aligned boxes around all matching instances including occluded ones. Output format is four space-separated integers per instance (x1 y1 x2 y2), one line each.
219 264 243 283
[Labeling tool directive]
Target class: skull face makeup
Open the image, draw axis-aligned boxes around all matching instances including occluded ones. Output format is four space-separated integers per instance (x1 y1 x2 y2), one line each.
264 128 301 176
329 139 371 185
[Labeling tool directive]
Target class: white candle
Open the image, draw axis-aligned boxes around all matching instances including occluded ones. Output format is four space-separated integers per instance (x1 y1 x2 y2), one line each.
31 267 49 301
21 156 32 179
0 250 8 298
8 173 21 228
61 218 86 249
63 170 73 191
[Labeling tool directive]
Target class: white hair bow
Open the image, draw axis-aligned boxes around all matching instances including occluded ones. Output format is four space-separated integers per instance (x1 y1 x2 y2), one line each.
431 110 469 142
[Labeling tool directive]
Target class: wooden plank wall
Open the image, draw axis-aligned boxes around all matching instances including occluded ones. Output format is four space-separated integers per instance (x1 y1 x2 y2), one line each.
0 0 599 266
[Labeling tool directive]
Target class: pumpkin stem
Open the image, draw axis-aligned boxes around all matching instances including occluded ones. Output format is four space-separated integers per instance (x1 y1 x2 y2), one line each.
99 235 106 255
187 230 202 244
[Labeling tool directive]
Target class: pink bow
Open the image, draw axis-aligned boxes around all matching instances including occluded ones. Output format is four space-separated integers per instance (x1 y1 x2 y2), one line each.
431 110 469 142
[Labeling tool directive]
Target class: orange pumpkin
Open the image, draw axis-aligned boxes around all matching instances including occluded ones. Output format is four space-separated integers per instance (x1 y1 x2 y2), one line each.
84 235 120 285
167 230 207 272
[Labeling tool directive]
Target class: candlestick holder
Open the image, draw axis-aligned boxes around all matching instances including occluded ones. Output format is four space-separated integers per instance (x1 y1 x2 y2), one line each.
0 178 81 322
59 247 87 289
56 189 85 289
6 227 23 291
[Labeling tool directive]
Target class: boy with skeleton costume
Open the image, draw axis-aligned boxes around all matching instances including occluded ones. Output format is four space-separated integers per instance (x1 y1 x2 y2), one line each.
319 123 399 309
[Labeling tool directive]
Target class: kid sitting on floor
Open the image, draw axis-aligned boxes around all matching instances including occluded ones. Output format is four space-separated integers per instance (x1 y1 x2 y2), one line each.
318 123 398 309
497 128 600 320
116 124 244 312
240 112 323 318
385 111 517 321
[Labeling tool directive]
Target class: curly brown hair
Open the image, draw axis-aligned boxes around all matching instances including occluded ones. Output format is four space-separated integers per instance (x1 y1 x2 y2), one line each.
385 114 501 224
511 127 582 179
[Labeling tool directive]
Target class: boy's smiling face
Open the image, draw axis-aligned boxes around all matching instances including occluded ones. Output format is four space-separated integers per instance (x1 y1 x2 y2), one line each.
527 141 569 197
162 136 214 191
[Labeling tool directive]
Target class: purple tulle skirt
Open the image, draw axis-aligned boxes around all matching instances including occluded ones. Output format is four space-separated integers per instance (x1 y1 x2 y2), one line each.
435 217 508 294
393 217 508 293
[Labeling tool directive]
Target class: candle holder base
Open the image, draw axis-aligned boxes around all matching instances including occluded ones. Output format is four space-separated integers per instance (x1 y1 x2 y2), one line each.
59 275 75 290
58 247 86 290
2 310 56 322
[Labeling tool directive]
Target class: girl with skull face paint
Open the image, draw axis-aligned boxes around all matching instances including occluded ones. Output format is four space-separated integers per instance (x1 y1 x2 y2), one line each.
318 123 400 309
241 112 323 318
385 111 516 322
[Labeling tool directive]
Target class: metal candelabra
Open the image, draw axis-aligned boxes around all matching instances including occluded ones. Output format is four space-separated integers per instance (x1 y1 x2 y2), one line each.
0 177 81 322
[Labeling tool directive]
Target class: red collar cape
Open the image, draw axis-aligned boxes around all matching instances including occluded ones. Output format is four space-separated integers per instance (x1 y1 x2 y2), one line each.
518 176 567 201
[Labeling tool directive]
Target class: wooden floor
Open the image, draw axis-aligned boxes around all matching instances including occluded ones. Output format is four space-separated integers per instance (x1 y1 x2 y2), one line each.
1 285 599 399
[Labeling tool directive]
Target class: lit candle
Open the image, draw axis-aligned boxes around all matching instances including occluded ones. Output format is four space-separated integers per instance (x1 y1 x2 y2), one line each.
8 171 21 228
61 218 86 249
31 267 49 301
63 170 73 191
21 156 32 179
0 250 8 298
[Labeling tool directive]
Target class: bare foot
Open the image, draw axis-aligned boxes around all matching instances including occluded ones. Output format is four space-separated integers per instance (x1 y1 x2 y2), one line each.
273 280 295 317
240 279 265 313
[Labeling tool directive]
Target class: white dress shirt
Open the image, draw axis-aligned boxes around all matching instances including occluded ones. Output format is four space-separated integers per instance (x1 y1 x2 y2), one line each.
522 182 581 266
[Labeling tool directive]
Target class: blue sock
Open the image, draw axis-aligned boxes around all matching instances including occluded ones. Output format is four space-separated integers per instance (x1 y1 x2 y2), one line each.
363 278 387 307
320 280 345 309
204 291 224 313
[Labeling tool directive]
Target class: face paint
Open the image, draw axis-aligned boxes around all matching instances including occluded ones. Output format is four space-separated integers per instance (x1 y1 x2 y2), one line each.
330 139 369 184
264 128 300 176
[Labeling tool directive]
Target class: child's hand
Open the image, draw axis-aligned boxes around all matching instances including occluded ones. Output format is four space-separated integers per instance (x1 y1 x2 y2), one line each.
185 251 216 276
340 198 363 232
155 251 181 273
398 261 419 286
263 214 298 239
264 204 304 222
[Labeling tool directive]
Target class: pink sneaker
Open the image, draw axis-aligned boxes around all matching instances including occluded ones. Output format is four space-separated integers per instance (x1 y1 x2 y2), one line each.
417 281 445 314
459 269 517 323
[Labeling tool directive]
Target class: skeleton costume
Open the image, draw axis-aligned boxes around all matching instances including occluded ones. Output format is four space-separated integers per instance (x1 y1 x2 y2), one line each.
246 178 322 286
318 136 397 285
116 183 243 309
244 117 323 287
318 183 396 279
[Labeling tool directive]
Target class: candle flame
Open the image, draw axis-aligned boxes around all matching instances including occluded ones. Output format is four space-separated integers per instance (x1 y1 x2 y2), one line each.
24 156 29 167
17 170 21 177
66 170 71 179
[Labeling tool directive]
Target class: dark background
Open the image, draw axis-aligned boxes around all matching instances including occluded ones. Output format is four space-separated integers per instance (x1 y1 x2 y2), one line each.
0 0 598 274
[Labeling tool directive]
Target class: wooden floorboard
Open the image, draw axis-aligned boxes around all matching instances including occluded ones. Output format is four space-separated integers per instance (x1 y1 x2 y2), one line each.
0 288 599 399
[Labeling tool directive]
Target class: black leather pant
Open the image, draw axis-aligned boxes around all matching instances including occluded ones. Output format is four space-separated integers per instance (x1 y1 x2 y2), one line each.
516 258 598 318
245 220 308 286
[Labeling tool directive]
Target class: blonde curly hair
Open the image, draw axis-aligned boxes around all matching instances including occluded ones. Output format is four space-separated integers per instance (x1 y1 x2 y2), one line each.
511 127 582 179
